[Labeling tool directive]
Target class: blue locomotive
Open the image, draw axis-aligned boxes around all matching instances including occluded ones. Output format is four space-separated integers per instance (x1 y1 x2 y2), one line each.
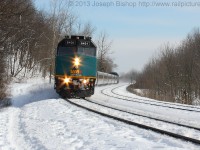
54 35 119 98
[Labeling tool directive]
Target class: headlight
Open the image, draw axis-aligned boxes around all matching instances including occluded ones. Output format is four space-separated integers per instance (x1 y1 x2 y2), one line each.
64 78 70 83
74 57 80 67
83 79 89 84
83 79 87 84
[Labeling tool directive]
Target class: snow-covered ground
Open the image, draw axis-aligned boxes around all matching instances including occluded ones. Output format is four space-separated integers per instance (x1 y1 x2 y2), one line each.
0 78 200 150
96 85 200 127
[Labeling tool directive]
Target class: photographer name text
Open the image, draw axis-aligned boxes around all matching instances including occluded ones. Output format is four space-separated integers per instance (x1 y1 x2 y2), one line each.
69 1 200 8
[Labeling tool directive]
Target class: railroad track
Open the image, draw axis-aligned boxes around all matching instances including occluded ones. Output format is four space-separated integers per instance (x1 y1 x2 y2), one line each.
64 97 200 145
83 98 200 130
101 84 200 113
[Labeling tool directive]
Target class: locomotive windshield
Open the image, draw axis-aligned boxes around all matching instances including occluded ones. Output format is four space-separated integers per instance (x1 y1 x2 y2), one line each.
78 47 96 57
57 47 76 56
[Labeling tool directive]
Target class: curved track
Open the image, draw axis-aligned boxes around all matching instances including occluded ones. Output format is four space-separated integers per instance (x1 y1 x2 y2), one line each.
62 84 200 145
83 98 200 131
101 84 200 113
65 97 200 145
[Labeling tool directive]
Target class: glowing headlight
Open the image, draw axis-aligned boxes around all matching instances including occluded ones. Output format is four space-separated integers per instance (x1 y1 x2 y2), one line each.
83 79 87 84
74 57 80 66
64 78 70 83
83 79 88 84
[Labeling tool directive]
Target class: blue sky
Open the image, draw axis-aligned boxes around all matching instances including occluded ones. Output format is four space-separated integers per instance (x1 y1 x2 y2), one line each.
34 0 200 73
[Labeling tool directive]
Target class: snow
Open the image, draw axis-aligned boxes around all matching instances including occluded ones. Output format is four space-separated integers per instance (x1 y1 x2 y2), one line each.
94 84 200 127
70 98 200 140
0 78 200 149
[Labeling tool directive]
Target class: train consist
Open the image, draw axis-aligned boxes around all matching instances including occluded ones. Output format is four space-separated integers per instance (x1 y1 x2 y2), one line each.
96 71 119 85
54 35 119 98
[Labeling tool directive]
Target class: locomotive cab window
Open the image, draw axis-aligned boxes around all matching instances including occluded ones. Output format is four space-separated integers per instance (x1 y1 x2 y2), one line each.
57 47 77 56
78 47 96 57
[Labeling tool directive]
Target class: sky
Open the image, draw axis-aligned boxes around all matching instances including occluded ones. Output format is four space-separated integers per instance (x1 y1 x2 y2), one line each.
34 0 200 74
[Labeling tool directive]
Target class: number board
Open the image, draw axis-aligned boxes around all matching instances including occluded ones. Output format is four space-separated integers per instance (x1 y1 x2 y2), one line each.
65 40 76 46
70 69 82 76
78 40 91 46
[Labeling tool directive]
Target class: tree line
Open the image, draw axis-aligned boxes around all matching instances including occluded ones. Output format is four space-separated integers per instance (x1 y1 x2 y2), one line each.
0 0 116 102
134 29 200 105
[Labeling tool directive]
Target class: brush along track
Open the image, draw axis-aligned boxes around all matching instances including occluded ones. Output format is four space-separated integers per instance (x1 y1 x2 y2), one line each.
65 98 200 145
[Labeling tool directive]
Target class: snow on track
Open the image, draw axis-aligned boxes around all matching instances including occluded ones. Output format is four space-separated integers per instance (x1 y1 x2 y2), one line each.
112 84 200 111
92 84 200 128
0 79 200 149
71 98 200 140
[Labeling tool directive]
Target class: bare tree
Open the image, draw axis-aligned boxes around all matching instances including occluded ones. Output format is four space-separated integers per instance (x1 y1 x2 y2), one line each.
79 22 96 37
96 31 113 72
0 49 7 100
120 69 138 83
0 0 34 100
134 28 200 105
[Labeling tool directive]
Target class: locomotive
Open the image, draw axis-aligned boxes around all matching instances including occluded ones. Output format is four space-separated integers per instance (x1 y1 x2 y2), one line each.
54 35 119 98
